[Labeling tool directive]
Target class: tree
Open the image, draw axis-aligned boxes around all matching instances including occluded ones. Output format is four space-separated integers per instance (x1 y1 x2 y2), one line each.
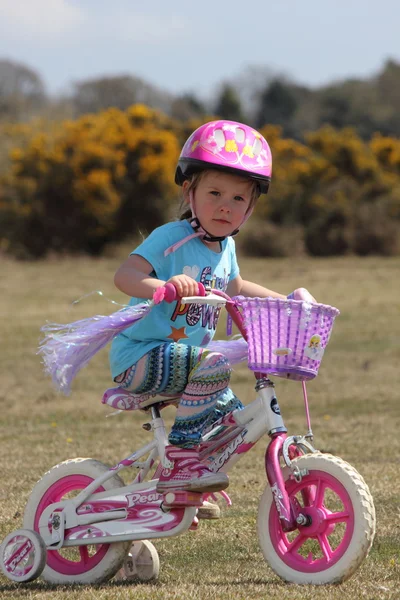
0 59 47 120
214 84 245 122
170 93 207 121
72 75 173 116
234 65 276 120
256 78 299 132
376 59 400 108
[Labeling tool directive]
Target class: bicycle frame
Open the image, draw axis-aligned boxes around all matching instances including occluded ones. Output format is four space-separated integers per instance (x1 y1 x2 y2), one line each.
37 292 318 550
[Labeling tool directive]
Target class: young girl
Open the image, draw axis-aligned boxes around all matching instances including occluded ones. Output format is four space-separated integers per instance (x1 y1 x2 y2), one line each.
109 120 295 496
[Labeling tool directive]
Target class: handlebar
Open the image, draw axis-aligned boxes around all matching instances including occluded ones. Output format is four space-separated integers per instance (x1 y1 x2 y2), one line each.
154 285 316 307
153 282 207 305
152 284 318 342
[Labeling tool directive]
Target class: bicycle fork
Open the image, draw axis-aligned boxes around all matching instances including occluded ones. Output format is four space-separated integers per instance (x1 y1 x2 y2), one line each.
254 377 312 533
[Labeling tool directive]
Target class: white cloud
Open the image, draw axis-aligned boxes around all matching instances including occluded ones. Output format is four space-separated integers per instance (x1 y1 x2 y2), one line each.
0 1 190 47
0 0 85 40
80 8 190 47
115 13 188 44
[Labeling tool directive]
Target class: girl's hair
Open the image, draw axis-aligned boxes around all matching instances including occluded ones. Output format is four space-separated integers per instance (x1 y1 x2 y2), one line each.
178 169 261 221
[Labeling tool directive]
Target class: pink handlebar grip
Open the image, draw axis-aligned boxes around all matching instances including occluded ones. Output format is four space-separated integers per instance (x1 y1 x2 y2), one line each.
163 282 178 302
153 282 206 304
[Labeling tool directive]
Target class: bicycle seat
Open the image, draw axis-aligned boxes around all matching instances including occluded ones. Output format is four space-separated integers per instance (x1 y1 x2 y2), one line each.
102 387 180 411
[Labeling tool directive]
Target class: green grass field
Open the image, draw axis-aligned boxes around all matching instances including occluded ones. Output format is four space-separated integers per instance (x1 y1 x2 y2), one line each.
0 253 399 599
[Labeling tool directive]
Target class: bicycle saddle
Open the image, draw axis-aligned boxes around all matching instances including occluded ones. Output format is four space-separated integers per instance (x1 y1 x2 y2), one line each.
102 387 180 411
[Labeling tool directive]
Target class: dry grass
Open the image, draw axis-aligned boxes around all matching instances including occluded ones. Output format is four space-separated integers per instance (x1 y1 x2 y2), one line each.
0 252 399 599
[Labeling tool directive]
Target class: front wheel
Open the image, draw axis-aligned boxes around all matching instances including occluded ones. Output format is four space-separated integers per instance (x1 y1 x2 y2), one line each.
257 453 375 584
24 458 130 584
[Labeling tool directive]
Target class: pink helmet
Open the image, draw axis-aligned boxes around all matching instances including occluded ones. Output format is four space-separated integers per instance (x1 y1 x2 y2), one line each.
175 120 272 194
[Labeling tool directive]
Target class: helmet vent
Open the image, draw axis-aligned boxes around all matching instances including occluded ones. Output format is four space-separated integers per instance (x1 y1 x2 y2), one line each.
252 138 263 156
235 127 245 143
213 128 225 148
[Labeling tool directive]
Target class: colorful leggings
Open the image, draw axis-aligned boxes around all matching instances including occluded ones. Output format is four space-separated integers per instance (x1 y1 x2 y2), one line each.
114 343 243 448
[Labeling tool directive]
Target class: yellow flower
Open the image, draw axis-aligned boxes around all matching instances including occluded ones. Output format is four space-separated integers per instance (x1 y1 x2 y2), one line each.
242 145 254 158
225 140 238 153
190 140 199 152
9 147 24 162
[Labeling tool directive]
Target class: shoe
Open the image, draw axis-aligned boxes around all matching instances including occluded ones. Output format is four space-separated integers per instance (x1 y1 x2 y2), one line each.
156 446 229 494
197 500 221 520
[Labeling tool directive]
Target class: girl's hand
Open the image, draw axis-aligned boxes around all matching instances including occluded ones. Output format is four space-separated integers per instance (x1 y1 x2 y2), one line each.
166 274 200 298
288 288 317 303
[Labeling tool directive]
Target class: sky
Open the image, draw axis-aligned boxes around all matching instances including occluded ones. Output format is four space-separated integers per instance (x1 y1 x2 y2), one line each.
1 0 399 99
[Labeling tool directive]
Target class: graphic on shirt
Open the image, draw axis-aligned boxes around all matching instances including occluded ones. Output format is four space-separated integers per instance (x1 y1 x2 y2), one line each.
170 265 230 334
183 265 200 279
167 326 189 343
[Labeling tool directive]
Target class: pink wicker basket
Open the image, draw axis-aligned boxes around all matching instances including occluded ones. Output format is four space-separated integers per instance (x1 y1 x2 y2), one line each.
237 297 340 381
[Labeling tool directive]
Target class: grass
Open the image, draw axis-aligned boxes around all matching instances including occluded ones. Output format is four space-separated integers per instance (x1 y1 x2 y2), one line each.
0 251 399 599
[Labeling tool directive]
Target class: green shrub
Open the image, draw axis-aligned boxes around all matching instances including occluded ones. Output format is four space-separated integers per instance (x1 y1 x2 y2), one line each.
238 222 305 257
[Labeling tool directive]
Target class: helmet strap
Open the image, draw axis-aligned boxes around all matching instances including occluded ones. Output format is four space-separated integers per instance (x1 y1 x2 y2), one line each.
189 216 227 243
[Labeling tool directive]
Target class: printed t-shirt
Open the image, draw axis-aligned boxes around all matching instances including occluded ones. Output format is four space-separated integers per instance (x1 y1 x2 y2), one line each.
109 219 239 378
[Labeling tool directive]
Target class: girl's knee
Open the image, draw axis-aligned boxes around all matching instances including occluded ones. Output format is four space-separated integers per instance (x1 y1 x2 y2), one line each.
188 351 232 395
191 351 232 381
203 351 231 371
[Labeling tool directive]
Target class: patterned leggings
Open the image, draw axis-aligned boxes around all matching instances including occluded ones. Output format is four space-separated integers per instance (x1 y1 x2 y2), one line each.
114 343 243 448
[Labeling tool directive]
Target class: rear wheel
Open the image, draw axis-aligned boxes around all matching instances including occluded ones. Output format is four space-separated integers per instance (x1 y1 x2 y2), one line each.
24 458 130 584
257 453 375 584
115 540 160 581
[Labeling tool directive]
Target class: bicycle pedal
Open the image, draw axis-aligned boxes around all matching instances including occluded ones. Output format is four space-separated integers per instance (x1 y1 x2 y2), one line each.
163 491 203 507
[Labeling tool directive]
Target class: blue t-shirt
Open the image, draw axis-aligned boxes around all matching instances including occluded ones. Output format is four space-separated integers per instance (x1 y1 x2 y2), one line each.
109 219 239 379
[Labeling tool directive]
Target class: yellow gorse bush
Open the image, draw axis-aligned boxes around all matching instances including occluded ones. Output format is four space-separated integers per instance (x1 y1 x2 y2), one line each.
0 106 399 258
0 104 182 257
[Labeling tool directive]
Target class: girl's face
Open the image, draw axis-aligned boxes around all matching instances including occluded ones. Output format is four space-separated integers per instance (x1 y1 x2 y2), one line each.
184 171 253 238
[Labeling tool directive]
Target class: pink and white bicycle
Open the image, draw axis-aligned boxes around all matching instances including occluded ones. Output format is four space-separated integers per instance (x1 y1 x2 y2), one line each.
0 288 376 586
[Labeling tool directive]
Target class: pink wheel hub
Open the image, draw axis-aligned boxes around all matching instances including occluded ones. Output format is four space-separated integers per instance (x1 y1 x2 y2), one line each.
298 506 336 537
33 475 109 576
269 470 355 573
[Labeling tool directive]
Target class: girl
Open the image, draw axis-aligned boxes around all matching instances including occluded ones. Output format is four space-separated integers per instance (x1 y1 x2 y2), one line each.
110 120 296 496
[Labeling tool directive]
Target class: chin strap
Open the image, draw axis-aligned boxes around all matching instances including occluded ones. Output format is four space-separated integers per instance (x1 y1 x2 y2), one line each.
189 216 239 243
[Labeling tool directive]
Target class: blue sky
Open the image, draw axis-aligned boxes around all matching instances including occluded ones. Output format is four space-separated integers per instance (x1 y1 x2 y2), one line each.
0 0 399 98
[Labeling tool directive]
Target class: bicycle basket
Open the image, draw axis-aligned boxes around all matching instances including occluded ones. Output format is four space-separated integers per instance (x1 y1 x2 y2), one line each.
236 297 340 380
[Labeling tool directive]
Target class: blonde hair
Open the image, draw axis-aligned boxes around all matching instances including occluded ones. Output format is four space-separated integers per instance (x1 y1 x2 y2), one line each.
178 169 260 220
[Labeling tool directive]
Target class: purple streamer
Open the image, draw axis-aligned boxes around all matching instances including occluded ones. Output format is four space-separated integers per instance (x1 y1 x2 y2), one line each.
38 302 151 395
208 337 248 365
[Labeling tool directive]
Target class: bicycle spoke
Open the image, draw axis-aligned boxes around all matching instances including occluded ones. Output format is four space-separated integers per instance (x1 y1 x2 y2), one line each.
79 546 90 565
325 510 350 524
287 533 307 556
317 533 333 562
314 479 326 508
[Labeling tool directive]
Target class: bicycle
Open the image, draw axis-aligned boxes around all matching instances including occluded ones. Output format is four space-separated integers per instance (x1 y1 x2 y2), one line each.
0 286 376 585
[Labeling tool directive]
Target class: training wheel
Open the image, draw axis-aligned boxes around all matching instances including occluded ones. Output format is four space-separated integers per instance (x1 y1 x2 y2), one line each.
115 540 160 582
0 528 47 583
